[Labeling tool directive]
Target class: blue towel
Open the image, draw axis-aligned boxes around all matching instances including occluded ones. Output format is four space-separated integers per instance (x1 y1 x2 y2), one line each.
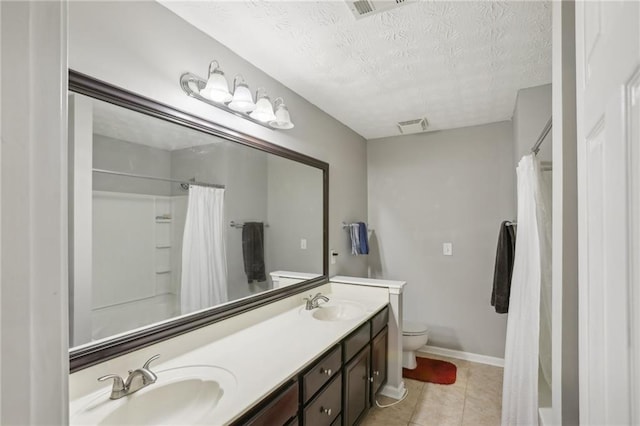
357 222 369 255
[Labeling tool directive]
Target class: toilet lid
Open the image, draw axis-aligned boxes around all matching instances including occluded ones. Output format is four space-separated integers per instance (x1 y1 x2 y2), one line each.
403 321 429 335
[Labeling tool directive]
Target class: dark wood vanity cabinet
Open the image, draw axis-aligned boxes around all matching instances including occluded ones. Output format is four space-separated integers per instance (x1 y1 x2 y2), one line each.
371 326 388 399
343 308 389 426
344 345 371 425
241 380 299 426
231 305 389 426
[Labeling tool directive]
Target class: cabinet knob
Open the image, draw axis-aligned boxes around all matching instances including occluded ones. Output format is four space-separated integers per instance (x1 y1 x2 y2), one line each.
374 370 380 376
369 377 374 383
320 367 332 376
320 406 332 416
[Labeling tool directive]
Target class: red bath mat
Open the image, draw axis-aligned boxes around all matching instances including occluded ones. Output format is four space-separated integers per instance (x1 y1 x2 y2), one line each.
402 357 457 385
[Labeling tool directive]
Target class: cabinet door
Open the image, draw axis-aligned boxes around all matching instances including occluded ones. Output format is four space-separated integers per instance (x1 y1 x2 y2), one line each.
371 326 388 399
344 345 370 426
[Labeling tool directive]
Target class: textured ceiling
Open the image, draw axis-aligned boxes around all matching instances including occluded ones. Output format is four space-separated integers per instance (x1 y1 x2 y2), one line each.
160 1 552 140
93 98 215 151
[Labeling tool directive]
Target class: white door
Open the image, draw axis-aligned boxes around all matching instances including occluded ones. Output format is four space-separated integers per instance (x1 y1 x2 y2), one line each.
576 2 640 424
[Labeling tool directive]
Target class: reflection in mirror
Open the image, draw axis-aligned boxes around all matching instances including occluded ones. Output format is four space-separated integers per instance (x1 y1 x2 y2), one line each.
69 93 323 349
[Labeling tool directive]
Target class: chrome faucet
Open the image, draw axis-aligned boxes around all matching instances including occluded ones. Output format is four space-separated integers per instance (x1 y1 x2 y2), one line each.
98 354 160 399
304 293 330 310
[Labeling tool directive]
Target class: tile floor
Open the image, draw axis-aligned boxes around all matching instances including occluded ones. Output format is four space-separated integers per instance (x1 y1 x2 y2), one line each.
361 354 503 426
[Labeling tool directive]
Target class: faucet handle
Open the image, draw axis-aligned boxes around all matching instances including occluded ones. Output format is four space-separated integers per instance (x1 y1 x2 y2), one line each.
98 374 125 389
98 374 126 399
142 354 160 370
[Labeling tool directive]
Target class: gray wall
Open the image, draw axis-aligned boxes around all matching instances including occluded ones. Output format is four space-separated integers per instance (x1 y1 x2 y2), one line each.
367 122 515 358
513 83 552 164
68 1 368 278
266 155 323 275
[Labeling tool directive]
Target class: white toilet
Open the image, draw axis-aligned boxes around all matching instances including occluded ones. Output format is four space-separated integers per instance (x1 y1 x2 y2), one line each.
402 321 430 369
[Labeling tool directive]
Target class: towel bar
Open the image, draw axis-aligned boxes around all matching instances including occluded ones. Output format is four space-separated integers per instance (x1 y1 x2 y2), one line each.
230 221 270 229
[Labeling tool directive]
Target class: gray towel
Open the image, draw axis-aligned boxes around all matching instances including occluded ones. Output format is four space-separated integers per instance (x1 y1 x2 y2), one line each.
491 221 516 314
242 222 266 283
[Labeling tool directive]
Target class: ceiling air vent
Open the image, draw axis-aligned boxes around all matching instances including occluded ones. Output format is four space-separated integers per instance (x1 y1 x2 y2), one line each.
397 118 428 135
346 0 415 20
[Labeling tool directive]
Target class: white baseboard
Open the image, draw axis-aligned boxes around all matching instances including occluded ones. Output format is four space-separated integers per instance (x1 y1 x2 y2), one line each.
418 345 505 368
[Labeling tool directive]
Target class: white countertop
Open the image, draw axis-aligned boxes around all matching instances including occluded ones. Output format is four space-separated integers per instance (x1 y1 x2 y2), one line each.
70 284 389 425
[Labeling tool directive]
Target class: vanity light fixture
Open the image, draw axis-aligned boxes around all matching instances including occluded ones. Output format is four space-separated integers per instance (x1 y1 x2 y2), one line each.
249 88 276 123
228 75 256 113
199 60 232 103
269 98 295 129
180 60 295 130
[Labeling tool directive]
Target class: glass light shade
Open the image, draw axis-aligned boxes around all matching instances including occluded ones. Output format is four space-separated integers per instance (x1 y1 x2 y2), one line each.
228 84 256 112
200 70 232 103
269 103 294 129
249 96 276 123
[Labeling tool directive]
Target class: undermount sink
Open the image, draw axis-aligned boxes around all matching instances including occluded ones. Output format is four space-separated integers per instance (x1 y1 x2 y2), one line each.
312 301 366 321
70 365 236 426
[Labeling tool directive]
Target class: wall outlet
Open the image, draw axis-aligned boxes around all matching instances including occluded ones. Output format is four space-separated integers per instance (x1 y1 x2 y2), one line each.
443 242 453 256
300 238 307 250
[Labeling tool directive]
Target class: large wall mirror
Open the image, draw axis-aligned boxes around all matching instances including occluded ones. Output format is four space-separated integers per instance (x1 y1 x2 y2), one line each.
68 71 328 371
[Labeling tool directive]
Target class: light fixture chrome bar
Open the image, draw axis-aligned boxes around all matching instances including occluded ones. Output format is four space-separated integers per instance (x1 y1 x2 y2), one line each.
93 168 225 189
180 72 272 129
531 117 553 154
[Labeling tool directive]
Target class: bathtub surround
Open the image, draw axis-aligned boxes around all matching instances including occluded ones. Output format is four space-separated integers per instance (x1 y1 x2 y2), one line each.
93 135 173 196
68 1 369 278
367 121 515 358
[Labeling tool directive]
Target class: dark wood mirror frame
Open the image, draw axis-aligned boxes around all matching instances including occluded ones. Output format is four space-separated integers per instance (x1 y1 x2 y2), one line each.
68 70 329 373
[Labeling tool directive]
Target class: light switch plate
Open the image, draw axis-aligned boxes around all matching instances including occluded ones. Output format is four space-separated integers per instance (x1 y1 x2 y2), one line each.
300 238 307 250
443 242 453 256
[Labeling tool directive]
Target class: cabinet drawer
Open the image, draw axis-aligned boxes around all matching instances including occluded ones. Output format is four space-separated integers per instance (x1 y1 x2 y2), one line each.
371 306 389 338
344 322 371 362
242 380 299 426
303 345 342 403
304 373 342 426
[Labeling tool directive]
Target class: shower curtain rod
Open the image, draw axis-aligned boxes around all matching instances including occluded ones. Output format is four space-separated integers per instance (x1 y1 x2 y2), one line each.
531 117 552 154
92 168 225 189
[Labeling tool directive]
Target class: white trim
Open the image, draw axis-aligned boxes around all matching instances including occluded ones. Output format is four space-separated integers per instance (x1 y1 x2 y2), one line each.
418 345 504 368
330 275 406 292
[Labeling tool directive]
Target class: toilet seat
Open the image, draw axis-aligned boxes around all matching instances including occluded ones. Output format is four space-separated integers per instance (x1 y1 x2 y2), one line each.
403 321 429 336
